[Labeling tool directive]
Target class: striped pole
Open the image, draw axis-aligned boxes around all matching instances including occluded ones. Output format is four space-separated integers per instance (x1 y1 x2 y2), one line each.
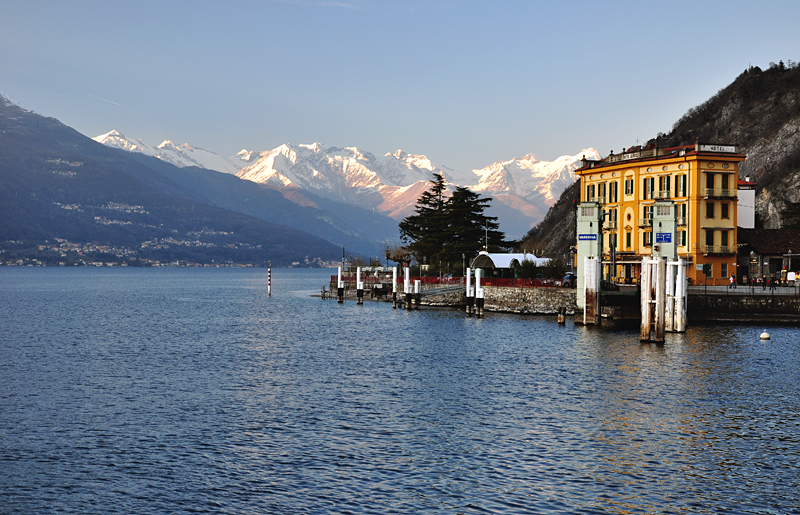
268 261 272 296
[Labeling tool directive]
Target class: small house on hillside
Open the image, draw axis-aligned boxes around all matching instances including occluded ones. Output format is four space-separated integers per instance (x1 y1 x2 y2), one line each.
470 251 550 278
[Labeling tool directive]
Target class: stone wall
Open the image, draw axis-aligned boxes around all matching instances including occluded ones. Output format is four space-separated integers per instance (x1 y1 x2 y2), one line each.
688 293 800 322
423 286 577 315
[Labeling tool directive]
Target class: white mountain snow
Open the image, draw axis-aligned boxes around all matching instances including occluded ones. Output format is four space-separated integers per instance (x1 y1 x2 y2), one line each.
93 130 598 238
93 130 252 175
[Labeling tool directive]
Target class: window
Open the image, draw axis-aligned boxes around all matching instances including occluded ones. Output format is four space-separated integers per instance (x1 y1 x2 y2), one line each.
657 205 671 217
643 232 652 247
706 230 714 246
625 178 634 195
643 205 653 219
706 173 715 189
722 174 729 190
678 230 687 246
705 264 713 278
706 202 714 219
678 203 687 218
626 231 631 249
721 231 729 246
586 184 595 201
643 177 654 199
581 206 595 217
658 175 671 197
721 203 729 219
721 263 728 278
598 182 606 202
610 181 618 203
676 174 687 197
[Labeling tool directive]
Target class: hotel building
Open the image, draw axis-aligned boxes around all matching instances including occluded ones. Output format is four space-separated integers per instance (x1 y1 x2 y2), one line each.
575 143 746 286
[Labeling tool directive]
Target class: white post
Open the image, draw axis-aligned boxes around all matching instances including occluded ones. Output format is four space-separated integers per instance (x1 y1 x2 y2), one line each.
640 258 653 340
392 266 398 308
414 279 420 310
654 257 666 342
466 267 473 316
583 256 600 325
475 268 484 318
404 267 410 294
675 259 687 332
665 260 676 332
356 267 364 305
337 266 343 289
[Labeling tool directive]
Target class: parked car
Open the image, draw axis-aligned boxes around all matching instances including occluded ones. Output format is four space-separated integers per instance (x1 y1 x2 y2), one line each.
562 273 577 288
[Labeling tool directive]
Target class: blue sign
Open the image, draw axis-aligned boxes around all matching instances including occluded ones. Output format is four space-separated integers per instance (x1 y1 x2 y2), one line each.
578 234 597 241
655 232 672 243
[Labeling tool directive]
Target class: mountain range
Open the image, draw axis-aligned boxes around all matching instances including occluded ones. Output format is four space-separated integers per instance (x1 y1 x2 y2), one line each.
95 132 599 239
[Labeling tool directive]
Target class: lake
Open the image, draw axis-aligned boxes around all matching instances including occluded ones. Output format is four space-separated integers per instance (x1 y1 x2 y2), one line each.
1 267 798 514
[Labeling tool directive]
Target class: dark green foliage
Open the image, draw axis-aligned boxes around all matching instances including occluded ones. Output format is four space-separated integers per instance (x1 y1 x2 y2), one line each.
540 259 568 279
516 258 539 279
399 174 508 266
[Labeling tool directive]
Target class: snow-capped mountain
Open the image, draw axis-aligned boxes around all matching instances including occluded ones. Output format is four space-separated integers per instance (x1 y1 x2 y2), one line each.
93 130 598 238
236 142 599 237
93 130 253 175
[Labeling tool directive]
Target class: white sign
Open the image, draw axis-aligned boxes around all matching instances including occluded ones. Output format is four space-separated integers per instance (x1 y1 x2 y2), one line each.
699 144 736 153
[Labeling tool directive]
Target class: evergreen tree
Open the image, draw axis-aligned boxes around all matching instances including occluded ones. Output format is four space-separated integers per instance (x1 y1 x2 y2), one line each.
399 178 508 266
398 173 448 264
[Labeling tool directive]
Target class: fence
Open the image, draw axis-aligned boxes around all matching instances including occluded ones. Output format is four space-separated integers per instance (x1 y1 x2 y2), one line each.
329 275 569 289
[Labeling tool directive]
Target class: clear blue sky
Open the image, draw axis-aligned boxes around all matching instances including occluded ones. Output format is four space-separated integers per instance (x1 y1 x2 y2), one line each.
3 0 799 171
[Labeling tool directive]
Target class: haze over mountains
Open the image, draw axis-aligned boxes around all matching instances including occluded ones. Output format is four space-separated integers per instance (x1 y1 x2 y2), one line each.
95 132 599 238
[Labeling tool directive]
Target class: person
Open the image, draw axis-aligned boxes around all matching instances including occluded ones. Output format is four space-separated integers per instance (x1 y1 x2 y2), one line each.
729 273 735 289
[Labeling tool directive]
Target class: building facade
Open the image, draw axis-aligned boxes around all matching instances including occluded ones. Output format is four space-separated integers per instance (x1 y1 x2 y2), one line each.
575 143 747 286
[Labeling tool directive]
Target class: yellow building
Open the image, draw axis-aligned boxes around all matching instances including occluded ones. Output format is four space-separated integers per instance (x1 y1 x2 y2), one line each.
575 143 746 286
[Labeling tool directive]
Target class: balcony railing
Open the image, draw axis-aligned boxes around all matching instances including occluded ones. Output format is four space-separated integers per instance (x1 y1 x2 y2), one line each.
675 189 687 198
591 195 606 204
703 245 735 255
638 218 653 227
677 217 687 226
654 190 671 199
703 188 737 198
604 220 618 230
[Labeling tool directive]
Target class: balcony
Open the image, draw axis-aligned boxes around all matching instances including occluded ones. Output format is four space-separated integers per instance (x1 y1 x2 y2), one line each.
654 190 671 199
638 218 653 228
703 245 736 255
703 188 737 198
604 220 618 230
677 217 687 226
590 195 606 204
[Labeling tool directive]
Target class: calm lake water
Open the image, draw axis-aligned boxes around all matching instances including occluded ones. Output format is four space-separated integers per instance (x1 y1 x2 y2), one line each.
1 268 799 514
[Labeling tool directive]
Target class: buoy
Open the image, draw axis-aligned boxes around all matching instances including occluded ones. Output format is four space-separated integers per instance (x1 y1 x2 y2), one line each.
760 330 770 340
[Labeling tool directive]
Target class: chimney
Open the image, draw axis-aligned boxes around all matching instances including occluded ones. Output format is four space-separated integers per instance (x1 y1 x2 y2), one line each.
745 175 751 182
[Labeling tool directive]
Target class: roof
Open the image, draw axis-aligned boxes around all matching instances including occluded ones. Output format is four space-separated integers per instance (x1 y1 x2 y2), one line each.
470 251 550 269
576 144 746 173
738 178 756 187
738 228 800 255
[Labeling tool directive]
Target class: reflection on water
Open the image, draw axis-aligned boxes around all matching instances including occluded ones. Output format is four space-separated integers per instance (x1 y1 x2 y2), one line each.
0 268 798 514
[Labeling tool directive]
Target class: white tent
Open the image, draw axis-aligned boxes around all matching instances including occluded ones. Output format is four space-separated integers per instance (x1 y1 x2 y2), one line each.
470 251 550 270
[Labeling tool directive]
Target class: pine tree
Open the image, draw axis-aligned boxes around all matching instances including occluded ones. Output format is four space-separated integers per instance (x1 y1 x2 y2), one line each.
398 173 448 264
780 200 800 228
399 178 508 267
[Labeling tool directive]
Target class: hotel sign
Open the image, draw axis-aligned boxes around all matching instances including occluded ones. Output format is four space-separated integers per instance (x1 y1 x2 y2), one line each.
699 144 736 153
578 234 597 241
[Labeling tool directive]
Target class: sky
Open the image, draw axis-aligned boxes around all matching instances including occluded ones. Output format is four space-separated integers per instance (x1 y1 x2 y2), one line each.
2 0 800 172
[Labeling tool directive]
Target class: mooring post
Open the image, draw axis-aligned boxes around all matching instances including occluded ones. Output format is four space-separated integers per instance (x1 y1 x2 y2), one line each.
404 267 411 310
414 280 421 310
475 268 484 318
654 257 667 342
268 261 272 296
392 266 398 309
665 260 676 332
640 258 653 340
337 266 344 303
466 267 474 317
557 306 566 324
675 259 687 332
583 257 600 325
356 267 364 305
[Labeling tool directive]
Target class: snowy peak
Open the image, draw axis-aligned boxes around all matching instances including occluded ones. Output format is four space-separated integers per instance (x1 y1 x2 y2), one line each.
94 130 256 175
